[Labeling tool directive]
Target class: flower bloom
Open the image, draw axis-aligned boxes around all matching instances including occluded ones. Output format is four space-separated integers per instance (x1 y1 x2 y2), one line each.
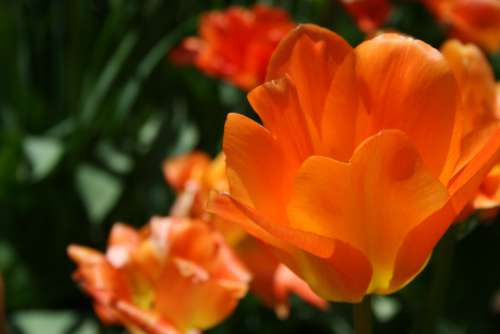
424 0 500 52
170 5 295 91
164 152 327 316
68 217 250 333
340 0 391 33
441 39 500 217
209 24 500 302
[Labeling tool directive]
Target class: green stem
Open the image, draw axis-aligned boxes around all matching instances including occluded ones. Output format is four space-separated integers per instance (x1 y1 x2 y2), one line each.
353 296 373 334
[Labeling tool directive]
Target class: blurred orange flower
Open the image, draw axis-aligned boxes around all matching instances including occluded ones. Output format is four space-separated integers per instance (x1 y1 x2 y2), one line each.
209 24 500 302
170 5 295 91
164 152 242 244
425 0 500 52
340 0 391 33
163 152 327 316
442 40 500 218
68 217 250 334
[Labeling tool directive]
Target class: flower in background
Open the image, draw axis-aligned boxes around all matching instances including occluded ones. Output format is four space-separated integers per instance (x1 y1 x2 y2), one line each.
441 39 500 219
68 217 250 334
164 152 243 244
424 0 500 52
209 24 500 302
340 0 391 33
170 5 295 91
163 152 327 317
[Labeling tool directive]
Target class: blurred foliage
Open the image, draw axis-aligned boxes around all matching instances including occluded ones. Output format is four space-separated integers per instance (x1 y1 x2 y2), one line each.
0 0 499 333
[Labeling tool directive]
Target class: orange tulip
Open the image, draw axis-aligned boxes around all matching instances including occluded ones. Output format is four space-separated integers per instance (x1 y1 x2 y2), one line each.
164 152 327 316
441 40 500 217
68 217 250 333
424 0 500 52
208 24 500 302
340 0 391 33
170 5 295 91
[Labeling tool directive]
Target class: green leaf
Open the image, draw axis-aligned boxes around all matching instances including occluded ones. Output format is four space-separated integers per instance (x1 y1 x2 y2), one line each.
23 136 64 181
12 311 100 334
170 121 199 156
114 17 196 121
372 296 401 323
12 311 76 334
329 314 352 334
218 82 244 107
81 32 138 123
166 103 199 156
456 215 479 240
97 142 133 174
76 164 123 224
138 113 164 152
0 241 15 271
72 318 99 334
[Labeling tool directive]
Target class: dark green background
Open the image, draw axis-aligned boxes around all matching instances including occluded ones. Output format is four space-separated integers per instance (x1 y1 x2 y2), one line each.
1 0 499 333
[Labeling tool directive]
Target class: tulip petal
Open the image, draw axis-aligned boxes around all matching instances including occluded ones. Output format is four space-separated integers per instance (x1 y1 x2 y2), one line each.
450 0 500 52
192 5 294 90
273 264 328 317
321 52 360 161
390 202 456 292
441 40 499 178
114 300 182 334
223 113 295 221
169 221 220 270
208 192 336 258
340 0 391 33
233 237 284 311
274 240 372 302
228 195 335 258
248 76 314 162
453 122 498 175
210 235 253 285
353 33 459 181
288 130 449 291
266 24 352 130
207 193 287 250
163 152 211 191
67 245 130 300
67 245 131 324
106 224 141 268
441 40 497 136
449 127 500 213
474 164 500 209
391 121 500 290
169 219 250 286
130 217 173 283
150 220 249 331
155 258 246 331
